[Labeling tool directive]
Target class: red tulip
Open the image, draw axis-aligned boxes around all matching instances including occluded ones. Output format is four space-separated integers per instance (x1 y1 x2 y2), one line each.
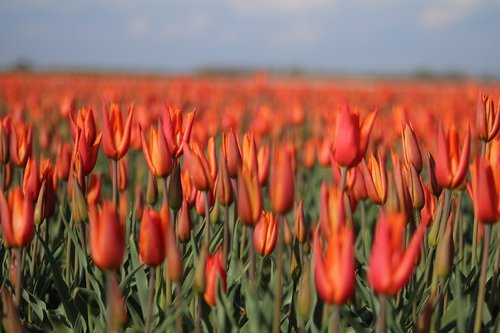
0 187 34 248
476 92 500 142
56 142 72 182
332 104 378 168
162 105 196 158
222 128 242 178
69 107 97 144
141 121 173 178
254 211 279 256
89 200 125 271
401 122 422 173
368 210 427 296
269 146 295 214
313 225 355 305
257 143 271 186
0 116 11 164
468 157 499 224
435 124 470 190
204 248 227 307
102 103 134 160
10 121 32 168
23 158 39 202
74 127 101 177
139 208 166 267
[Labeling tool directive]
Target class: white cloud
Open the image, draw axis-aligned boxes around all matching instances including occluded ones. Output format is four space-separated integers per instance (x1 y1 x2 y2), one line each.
127 17 150 37
420 0 481 28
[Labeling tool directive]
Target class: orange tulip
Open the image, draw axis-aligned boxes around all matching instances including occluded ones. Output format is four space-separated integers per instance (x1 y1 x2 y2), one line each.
303 138 317 169
0 187 34 248
257 143 270 186
74 127 101 177
319 182 346 237
177 198 192 243
23 158 39 202
0 116 11 164
254 211 279 256
313 225 355 305
139 208 166 267
368 210 428 296
294 199 306 243
215 152 233 207
89 200 125 271
102 103 134 160
56 142 72 182
141 121 173 178
241 132 258 176
204 248 227 307
401 122 422 173
362 151 388 205
10 121 32 168
34 158 56 223
269 146 295 214
468 157 499 224
435 124 470 190
476 92 500 142
162 104 196 158
332 104 378 168
183 142 213 192
69 106 97 144
237 167 262 225
222 128 242 178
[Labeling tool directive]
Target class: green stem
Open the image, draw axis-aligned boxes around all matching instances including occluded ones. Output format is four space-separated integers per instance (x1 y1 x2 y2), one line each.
175 282 184 333
144 268 156 333
195 297 202 333
473 225 491 333
340 167 347 192
65 216 74 285
272 215 284 333
331 307 340 333
204 191 211 246
112 159 118 207
79 223 93 332
375 296 387 333
489 224 499 308
248 226 256 289
223 205 230 269
14 248 23 308
105 271 115 333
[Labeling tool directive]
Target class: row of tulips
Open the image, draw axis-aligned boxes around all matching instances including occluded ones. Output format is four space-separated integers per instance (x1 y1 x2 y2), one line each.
0 74 499 332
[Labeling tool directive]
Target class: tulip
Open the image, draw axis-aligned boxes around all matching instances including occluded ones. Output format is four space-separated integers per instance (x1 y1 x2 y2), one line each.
133 185 144 222
74 127 102 177
313 225 355 305
166 225 184 282
269 146 295 214
401 122 422 173
332 104 378 168
162 105 195 158
146 172 158 206
407 163 425 211
167 161 183 212
183 142 213 192
102 103 134 160
10 121 32 168
89 200 125 271
425 150 442 197
476 92 500 143
241 132 259 176
141 121 173 178
362 151 388 205
69 107 97 144
254 211 279 256
257 142 270 186
215 151 233 207
237 167 262 225
435 124 470 190
435 214 454 280
302 138 316 169
34 159 56 224
23 158 39 202
368 210 427 296
223 128 242 178
319 183 347 237
294 199 306 243
468 156 499 224
56 142 72 182
0 187 34 248
177 198 192 243
0 115 11 164
204 248 227 307
87 174 103 205
282 217 293 246
139 208 166 267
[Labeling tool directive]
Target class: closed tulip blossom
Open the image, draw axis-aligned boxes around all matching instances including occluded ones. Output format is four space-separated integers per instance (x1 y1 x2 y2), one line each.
401 122 423 173
89 200 125 271
0 115 11 164
215 152 233 207
222 128 242 178
476 92 500 143
204 248 227 307
362 151 388 205
269 146 295 214
0 187 34 248
368 210 428 296
162 105 196 158
237 166 262 225
69 107 98 144
141 121 173 178
332 104 378 168
435 124 470 190
468 157 499 224
139 208 166 267
183 142 213 192
254 211 279 256
102 103 134 160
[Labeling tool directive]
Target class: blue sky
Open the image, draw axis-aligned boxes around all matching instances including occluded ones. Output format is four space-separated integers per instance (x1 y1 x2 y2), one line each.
1 0 499 76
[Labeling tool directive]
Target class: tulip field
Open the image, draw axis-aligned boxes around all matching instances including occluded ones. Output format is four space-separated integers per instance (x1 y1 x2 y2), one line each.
0 72 500 332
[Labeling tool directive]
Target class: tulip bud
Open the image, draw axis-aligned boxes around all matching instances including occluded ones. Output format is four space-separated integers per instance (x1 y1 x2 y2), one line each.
270 147 295 214
210 198 219 224
289 243 301 280
215 152 233 207
416 295 433 333
167 161 183 212
257 143 270 186
254 211 279 257
402 122 422 173
146 172 158 206
34 180 47 225
23 158 40 203
71 177 88 224
56 142 72 182
204 248 227 307
435 214 454 280
237 167 262 225
407 163 425 211
166 227 184 282
194 243 209 295
0 116 11 164
282 217 293 246
223 129 242 178
139 208 166 267
297 258 312 320
177 199 192 243
0 187 34 248
425 150 441 197
294 199 307 243
133 185 144 222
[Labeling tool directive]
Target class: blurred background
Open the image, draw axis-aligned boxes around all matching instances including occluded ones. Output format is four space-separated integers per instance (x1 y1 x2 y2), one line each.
1 0 499 78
